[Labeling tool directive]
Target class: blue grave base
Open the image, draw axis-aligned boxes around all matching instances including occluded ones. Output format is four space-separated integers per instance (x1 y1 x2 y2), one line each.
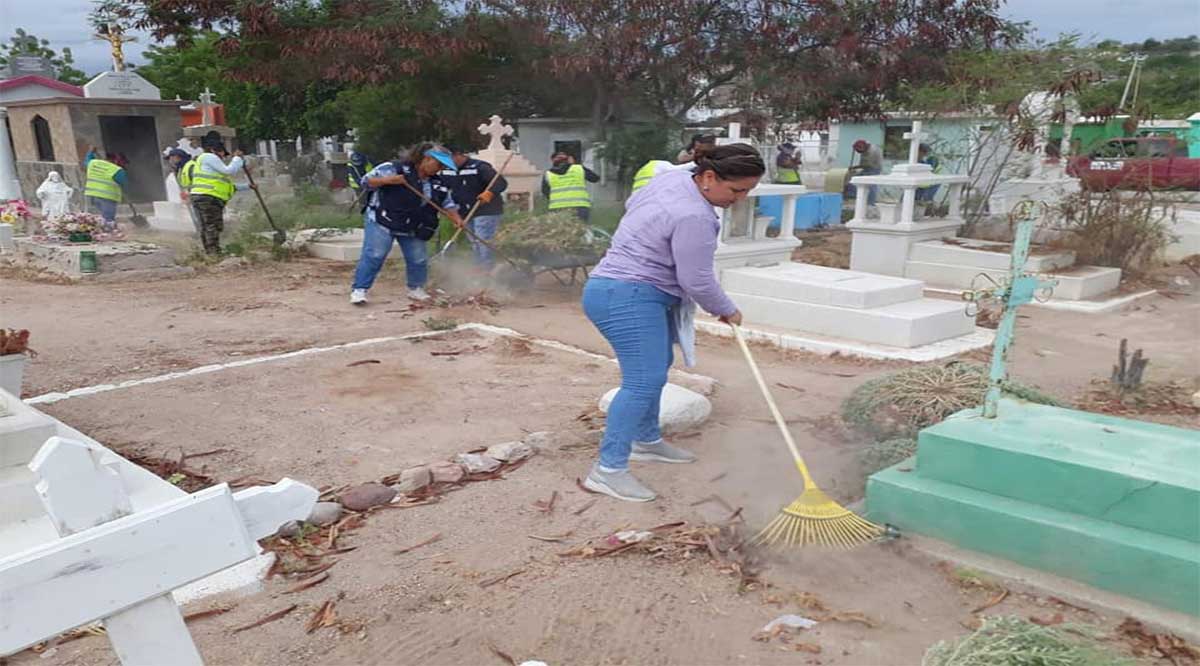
758 193 843 231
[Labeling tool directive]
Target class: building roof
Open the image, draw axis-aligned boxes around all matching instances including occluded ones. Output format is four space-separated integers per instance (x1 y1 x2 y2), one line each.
0 75 83 97
2 96 185 109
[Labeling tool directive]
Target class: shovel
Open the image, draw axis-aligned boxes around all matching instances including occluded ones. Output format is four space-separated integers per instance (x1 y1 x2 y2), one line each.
126 202 149 228
241 164 286 247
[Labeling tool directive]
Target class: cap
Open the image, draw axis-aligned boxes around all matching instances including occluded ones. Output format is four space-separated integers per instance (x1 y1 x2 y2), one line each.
853 139 869 151
426 147 456 170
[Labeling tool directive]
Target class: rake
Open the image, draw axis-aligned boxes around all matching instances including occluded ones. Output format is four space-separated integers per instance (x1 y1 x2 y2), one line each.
730 324 882 548
434 151 515 262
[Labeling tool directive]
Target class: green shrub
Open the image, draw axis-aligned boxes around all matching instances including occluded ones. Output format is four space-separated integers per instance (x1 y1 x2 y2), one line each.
923 615 1132 666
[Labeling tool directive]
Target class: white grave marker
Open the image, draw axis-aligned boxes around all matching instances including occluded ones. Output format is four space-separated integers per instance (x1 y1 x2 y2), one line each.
0 437 317 663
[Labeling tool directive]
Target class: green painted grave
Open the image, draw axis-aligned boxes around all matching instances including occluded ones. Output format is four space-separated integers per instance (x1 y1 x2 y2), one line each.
867 399 1200 616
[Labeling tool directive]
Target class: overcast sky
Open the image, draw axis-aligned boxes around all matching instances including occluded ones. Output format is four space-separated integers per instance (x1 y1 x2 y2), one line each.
2 0 1197 76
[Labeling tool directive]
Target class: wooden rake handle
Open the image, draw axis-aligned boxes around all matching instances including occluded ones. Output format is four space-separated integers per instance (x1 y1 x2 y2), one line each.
730 324 817 489
439 151 516 251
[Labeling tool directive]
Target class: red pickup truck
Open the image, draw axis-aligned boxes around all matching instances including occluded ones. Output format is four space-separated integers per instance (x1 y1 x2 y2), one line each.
1067 136 1200 191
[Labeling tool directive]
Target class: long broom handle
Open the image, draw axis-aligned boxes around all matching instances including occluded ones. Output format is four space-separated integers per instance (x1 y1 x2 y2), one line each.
398 180 525 271
241 164 282 234
730 324 817 489
439 152 516 252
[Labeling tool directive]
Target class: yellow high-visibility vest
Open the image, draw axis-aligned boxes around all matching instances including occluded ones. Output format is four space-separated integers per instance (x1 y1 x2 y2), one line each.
177 160 198 191
84 159 123 202
775 166 800 183
546 165 591 210
632 160 670 192
190 156 236 202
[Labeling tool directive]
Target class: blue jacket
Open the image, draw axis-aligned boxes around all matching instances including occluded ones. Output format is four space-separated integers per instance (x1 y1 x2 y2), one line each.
368 161 456 240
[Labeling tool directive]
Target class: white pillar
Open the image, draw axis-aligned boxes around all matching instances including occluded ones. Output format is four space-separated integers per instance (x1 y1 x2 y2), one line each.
780 193 798 238
900 187 917 225
0 108 22 201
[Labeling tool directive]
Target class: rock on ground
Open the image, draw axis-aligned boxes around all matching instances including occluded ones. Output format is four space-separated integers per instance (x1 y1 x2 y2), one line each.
486 440 536 462
340 483 396 511
599 383 712 433
430 461 466 484
454 453 501 473
392 466 433 494
307 501 343 526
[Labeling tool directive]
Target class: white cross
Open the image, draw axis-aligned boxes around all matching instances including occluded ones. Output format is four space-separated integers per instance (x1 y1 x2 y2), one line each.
198 88 216 126
904 121 924 165
477 115 514 152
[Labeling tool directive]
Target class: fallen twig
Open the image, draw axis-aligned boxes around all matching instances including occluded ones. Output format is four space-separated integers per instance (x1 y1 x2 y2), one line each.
395 533 443 555
572 498 598 516
346 359 381 367
534 490 559 513
283 572 330 595
528 532 573 543
184 606 233 623
480 568 526 588
971 588 1009 614
231 605 298 634
305 600 338 634
488 643 518 666
182 448 229 462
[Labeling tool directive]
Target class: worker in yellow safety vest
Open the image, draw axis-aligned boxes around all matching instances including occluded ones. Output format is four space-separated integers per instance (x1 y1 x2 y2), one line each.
631 160 672 193
542 151 599 221
191 131 255 255
167 147 203 236
775 142 800 183
84 151 126 226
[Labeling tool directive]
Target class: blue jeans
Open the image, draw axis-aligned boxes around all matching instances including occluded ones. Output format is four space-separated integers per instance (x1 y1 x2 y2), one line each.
352 214 428 290
582 277 679 471
89 197 117 224
469 214 502 269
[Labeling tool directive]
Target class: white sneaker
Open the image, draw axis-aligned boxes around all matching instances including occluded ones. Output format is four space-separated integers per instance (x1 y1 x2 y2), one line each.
350 289 367 305
407 287 432 301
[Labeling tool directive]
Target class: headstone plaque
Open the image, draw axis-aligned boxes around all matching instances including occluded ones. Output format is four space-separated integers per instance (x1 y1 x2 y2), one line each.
83 71 162 101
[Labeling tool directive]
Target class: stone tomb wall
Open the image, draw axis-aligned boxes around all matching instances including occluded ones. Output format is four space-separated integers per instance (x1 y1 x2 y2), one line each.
6 98 183 204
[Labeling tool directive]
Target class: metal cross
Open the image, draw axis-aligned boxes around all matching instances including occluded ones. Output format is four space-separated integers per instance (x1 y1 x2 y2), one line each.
961 201 1058 418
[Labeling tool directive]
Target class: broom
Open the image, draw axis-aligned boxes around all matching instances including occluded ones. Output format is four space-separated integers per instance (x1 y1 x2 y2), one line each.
730 324 882 548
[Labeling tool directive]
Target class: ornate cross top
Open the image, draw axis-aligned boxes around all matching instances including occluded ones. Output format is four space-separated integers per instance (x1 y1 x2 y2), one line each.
93 23 136 73
903 121 924 165
478 115 514 152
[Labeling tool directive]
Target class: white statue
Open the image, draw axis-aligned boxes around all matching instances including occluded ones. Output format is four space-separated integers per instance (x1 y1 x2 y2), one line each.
36 171 74 220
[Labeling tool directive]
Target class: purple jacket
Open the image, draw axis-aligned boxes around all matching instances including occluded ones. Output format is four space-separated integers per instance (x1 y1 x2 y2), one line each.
591 170 737 317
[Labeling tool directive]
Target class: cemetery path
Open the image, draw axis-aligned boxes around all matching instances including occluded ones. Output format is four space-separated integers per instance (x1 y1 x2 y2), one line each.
2 259 1193 665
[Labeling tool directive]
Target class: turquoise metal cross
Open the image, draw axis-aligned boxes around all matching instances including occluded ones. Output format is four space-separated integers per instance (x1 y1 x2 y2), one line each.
961 202 1058 418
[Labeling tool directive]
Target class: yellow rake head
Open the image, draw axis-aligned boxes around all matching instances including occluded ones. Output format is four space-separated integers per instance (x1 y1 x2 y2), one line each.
752 486 883 548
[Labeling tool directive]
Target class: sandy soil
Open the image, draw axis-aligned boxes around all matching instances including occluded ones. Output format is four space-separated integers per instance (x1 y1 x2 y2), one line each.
2 257 1196 665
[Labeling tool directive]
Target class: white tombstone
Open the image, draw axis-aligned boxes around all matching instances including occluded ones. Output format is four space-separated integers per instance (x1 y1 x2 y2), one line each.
35 172 74 219
846 121 969 276
475 114 539 212
0 436 317 663
83 71 161 100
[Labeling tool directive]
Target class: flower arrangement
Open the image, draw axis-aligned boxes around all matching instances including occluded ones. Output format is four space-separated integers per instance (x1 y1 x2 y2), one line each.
0 200 33 226
41 211 120 242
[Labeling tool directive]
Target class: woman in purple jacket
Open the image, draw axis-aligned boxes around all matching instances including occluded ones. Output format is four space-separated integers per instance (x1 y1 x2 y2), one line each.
582 144 765 502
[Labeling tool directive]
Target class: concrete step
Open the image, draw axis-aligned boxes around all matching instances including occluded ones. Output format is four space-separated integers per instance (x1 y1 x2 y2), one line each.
867 462 1200 616
917 402 1200 543
0 403 58 469
905 260 1121 300
722 263 924 309
909 239 1076 272
727 291 975 348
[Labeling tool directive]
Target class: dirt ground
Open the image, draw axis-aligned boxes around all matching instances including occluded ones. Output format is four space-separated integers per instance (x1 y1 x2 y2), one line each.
2 256 1197 666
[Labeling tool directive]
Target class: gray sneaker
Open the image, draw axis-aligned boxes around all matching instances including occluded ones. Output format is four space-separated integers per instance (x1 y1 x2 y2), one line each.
584 465 657 502
630 439 697 464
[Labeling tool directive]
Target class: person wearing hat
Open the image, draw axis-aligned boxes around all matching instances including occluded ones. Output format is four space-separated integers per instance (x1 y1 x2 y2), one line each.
775 142 800 184
848 139 883 206
346 150 374 205
191 132 255 255
350 143 465 305
439 145 508 271
542 151 599 222
165 147 201 235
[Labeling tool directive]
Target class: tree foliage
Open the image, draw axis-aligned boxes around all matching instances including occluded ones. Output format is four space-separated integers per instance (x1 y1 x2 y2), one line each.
0 28 88 84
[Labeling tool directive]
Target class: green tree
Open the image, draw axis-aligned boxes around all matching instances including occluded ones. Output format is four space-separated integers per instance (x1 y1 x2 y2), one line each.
0 28 88 84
